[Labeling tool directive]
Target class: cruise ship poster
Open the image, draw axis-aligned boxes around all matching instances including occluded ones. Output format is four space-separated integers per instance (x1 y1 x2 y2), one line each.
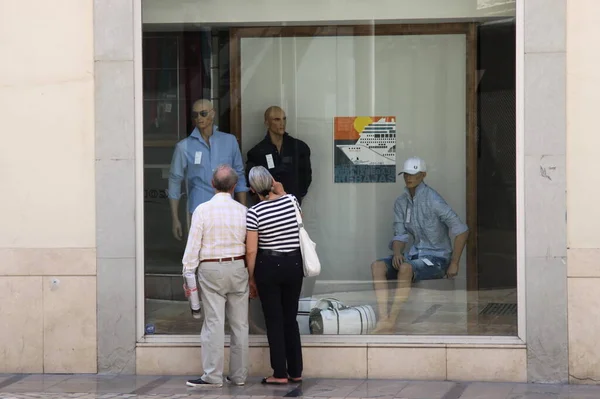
333 116 397 183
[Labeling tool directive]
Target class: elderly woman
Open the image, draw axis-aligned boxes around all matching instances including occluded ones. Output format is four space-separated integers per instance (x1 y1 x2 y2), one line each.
246 166 304 385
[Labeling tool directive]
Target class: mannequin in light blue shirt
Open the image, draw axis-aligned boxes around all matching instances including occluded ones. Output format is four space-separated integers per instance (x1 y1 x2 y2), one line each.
370 157 469 333
168 99 248 240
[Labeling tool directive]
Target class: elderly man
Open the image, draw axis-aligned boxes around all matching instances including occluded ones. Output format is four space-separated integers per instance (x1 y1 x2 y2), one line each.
182 165 249 388
169 99 248 240
246 106 312 204
371 157 469 334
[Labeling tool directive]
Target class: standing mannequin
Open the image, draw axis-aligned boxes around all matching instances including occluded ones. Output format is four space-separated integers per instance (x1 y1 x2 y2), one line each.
246 106 314 333
246 106 312 205
168 99 248 240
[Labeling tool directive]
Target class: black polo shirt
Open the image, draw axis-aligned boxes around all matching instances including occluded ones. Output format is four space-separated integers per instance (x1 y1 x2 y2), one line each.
246 132 312 202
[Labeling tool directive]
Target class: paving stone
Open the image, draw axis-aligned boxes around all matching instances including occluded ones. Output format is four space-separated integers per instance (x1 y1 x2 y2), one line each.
0 375 599 399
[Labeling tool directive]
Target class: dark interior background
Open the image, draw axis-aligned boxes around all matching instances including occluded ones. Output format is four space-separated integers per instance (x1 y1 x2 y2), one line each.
476 21 517 290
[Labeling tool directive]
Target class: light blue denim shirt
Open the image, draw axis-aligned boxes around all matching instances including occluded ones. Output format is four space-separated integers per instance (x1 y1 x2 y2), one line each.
390 183 468 260
168 126 248 214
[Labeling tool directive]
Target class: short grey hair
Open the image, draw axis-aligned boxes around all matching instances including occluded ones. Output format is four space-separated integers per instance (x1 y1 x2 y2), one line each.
212 164 238 192
248 166 273 196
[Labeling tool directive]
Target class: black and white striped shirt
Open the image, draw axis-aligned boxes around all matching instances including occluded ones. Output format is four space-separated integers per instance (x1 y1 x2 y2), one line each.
246 194 301 252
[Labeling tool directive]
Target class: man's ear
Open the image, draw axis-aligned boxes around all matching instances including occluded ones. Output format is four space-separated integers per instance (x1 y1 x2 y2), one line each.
211 179 216 189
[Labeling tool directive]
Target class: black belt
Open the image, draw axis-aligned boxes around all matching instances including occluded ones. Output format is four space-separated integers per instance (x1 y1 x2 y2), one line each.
258 249 301 257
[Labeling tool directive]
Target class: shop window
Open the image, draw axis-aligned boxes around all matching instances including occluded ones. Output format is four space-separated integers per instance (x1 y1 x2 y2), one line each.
141 20 517 337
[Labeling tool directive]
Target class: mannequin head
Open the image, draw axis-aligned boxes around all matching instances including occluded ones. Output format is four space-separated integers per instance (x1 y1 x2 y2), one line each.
191 99 215 133
400 157 427 192
403 172 426 189
264 106 286 137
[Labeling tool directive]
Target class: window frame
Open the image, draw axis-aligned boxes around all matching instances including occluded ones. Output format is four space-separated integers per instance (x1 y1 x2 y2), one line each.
133 12 526 345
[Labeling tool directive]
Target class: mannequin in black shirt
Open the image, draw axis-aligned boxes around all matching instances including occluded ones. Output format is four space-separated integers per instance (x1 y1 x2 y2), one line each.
246 106 312 204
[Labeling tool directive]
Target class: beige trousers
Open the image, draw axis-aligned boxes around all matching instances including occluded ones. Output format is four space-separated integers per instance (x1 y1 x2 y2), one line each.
197 259 249 384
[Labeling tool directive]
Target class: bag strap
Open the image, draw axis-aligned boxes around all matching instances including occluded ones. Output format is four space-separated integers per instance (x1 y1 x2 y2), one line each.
287 195 304 228
316 297 347 310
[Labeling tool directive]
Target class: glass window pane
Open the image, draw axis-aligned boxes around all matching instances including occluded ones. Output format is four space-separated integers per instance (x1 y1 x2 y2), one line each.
141 13 516 337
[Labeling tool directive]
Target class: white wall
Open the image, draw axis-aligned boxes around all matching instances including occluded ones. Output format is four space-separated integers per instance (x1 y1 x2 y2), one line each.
239 35 467 282
567 1 600 249
567 0 600 384
0 0 95 248
0 0 96 374
143 0 514 25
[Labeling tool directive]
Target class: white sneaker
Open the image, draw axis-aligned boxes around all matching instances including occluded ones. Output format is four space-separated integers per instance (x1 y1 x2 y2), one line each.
186 378 223 388
226 376 245 386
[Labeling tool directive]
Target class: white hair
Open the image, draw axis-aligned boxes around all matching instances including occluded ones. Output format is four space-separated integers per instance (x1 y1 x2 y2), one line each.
248 166 273 196
212 164 238 192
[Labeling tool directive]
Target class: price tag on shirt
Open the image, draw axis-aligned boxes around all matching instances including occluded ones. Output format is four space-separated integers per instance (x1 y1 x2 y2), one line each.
266 154 275 169
405 208 411 223
194 151 202 165
422 258 434 266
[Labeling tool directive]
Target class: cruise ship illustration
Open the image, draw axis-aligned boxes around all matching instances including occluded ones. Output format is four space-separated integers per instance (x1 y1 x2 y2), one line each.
336 118 396 166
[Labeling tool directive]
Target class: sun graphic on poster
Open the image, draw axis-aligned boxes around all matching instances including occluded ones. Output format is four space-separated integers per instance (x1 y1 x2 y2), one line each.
353 116 373 134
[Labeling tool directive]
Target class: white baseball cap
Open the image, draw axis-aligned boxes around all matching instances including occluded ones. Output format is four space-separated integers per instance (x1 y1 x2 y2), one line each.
399 157 427 175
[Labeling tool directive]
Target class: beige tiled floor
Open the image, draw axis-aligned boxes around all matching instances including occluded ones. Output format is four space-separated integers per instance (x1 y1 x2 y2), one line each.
145 282 517 336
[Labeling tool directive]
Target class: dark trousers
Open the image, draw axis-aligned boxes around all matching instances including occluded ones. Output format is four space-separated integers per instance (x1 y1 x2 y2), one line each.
255 251 304 379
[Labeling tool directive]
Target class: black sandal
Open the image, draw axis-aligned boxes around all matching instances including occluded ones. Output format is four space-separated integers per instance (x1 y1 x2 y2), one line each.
288 377 302 383
261 377 288 385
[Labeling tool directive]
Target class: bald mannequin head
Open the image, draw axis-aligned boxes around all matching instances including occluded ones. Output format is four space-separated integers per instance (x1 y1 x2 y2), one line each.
264 106 286 137
191 99 215 133
212 164 238 194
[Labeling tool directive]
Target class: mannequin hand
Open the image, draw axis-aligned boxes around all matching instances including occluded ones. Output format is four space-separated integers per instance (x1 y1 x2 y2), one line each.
172 219 183 241
392 254 404 270
446 261 459 279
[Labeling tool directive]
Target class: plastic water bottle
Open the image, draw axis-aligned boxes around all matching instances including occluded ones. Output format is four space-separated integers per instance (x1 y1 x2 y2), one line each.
183 271 202 319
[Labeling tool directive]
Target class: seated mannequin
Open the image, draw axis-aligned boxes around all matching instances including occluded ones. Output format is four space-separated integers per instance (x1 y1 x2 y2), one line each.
370 157 469 334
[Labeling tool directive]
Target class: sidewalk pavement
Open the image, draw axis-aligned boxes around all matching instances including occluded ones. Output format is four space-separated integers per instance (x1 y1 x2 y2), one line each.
0 374 599 399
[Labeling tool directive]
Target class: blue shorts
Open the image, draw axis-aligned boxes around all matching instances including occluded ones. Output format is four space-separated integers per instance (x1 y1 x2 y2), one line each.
381 255 449 283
